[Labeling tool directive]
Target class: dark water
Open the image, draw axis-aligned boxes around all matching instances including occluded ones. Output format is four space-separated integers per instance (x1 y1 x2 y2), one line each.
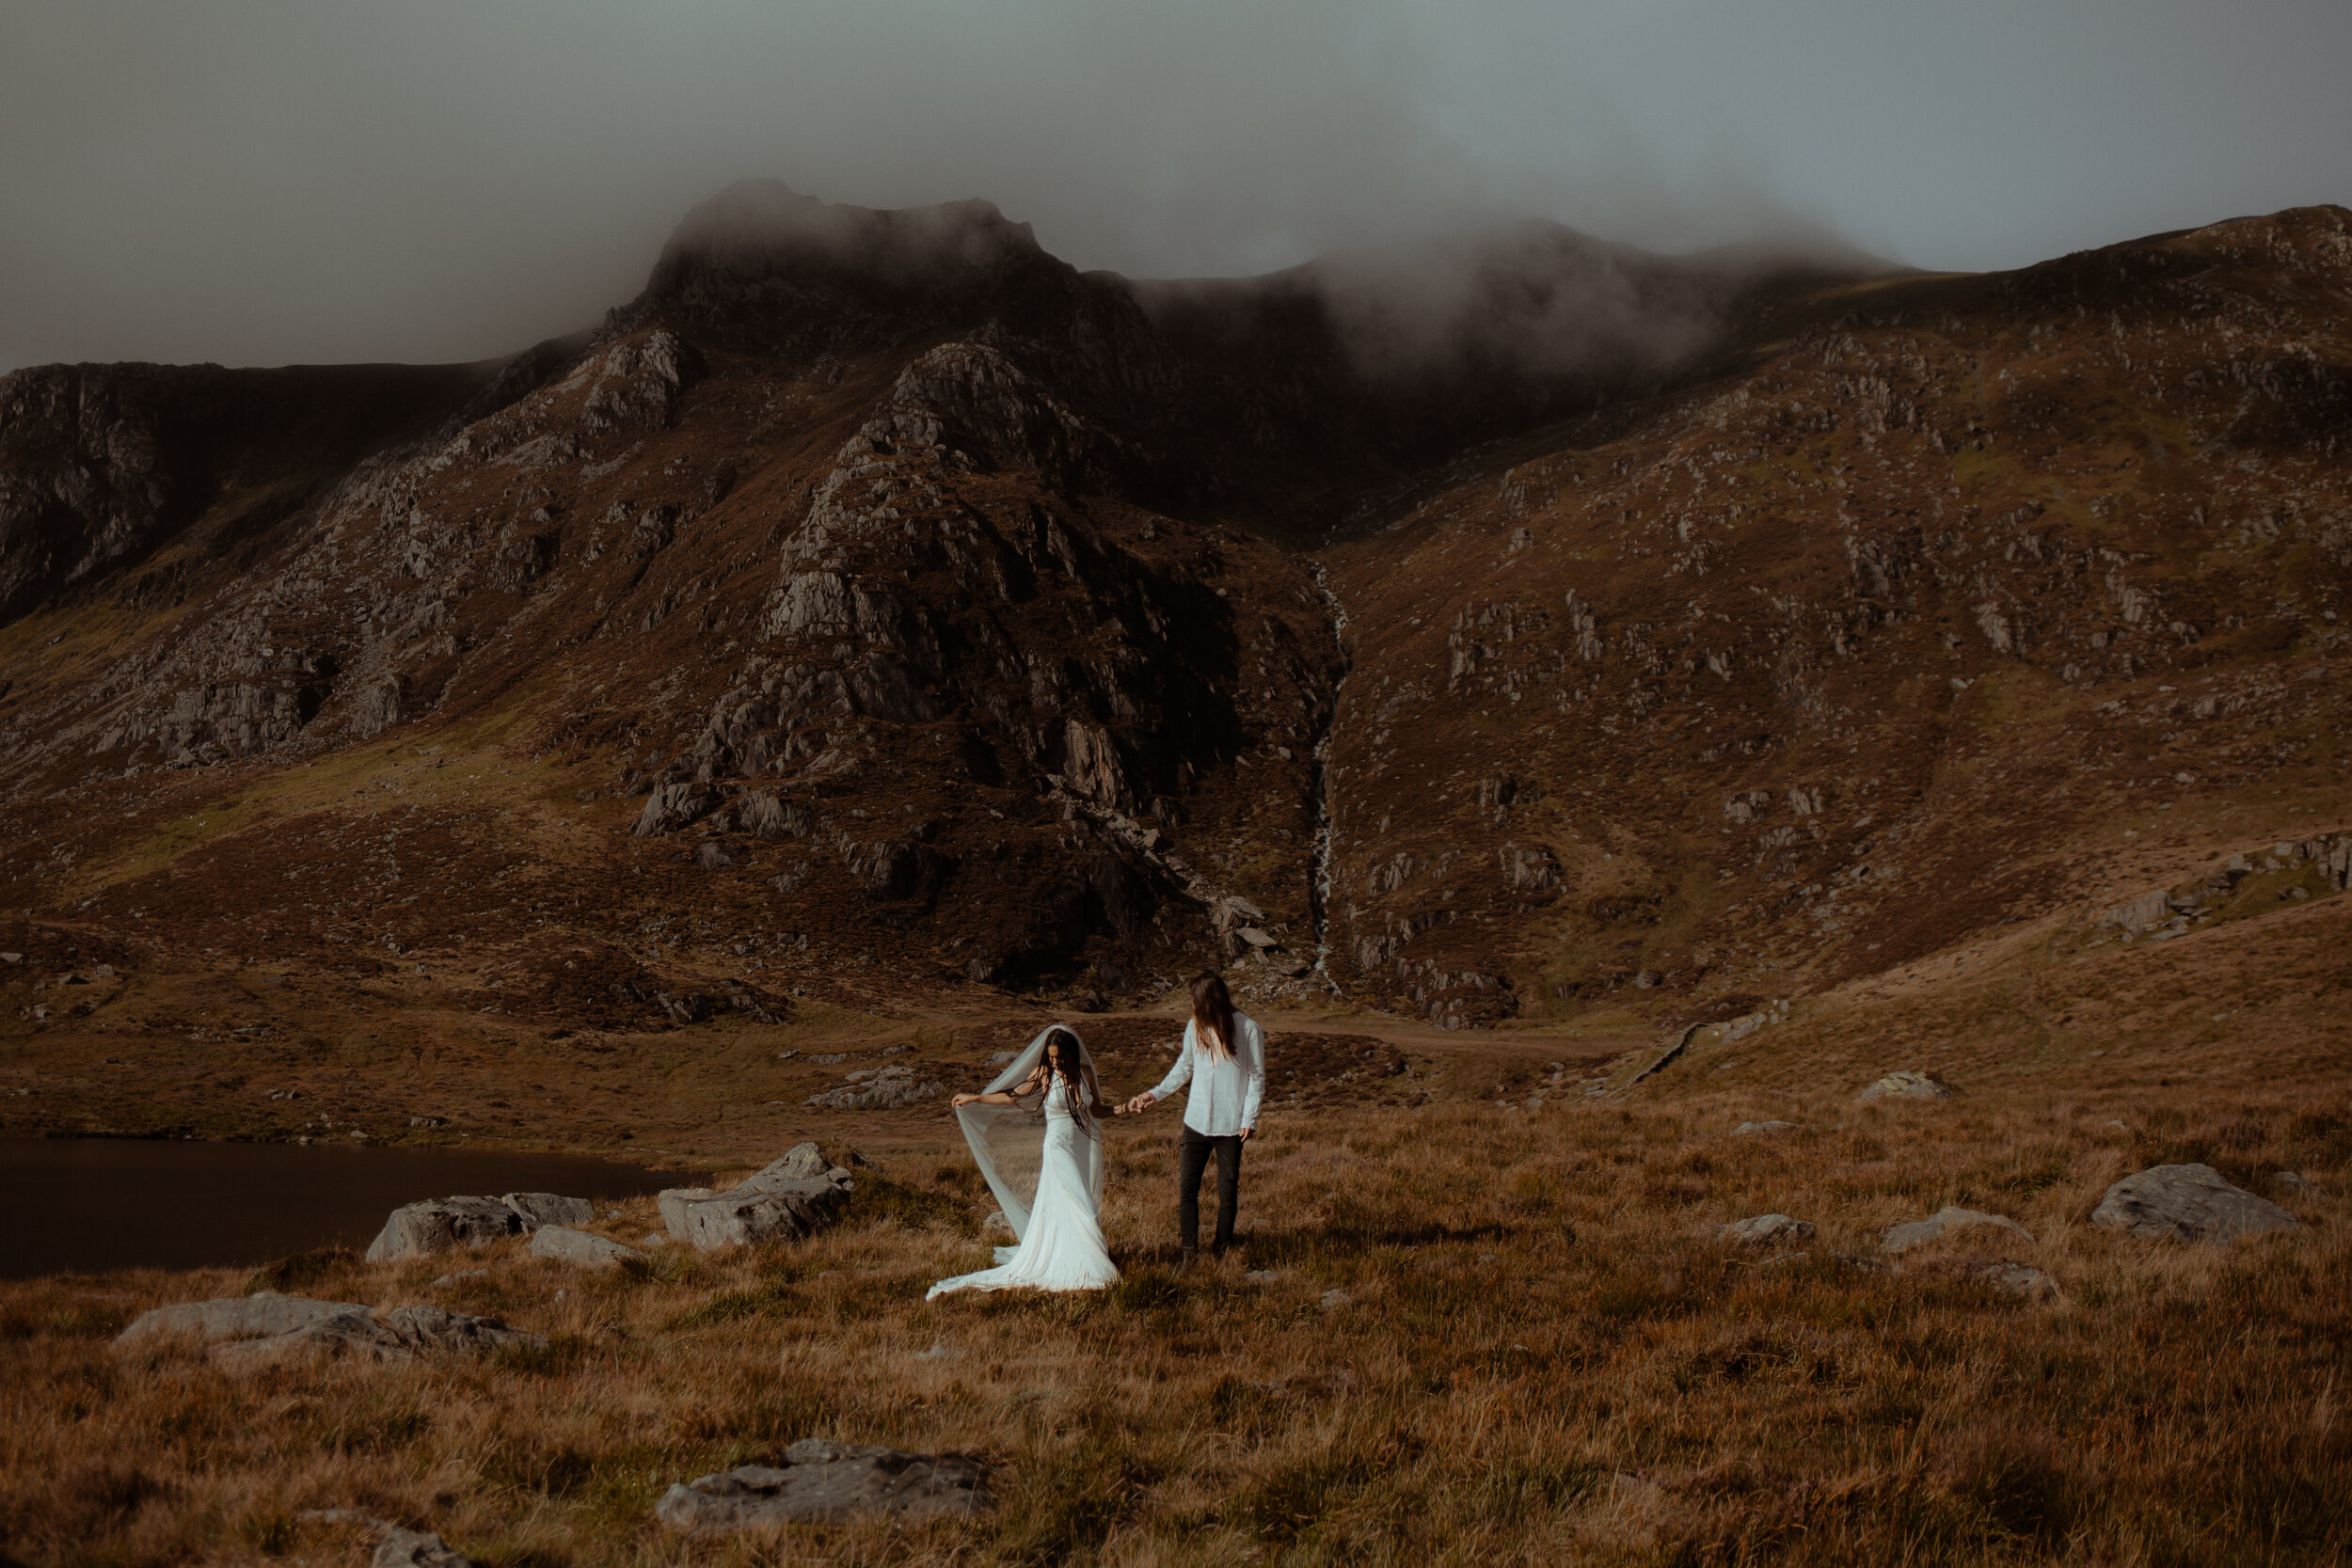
0 1139 690 1279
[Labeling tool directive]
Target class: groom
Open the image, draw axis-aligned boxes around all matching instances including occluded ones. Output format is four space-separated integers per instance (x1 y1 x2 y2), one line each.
1121 974 1264 1268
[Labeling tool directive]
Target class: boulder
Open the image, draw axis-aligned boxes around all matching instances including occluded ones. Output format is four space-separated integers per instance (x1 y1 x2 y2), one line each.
658 1187 717 1233
2271 1171 2322 1198
117 1291 373 1346
530 1226 644 1268
1720 1213 1814 1247
1855 1070 1954 1103
377 1306 544 1354
365 1193 596 1260
2090 1164 2302 1243
363 1196 529 1262
667 1189 845 1250
501 1193 594 1229
298 1510 477 1568
1733 1120 1797 1136
744 1141 831 1185
119 1291 543 1370
657 1145 855 1251
1883 1207 2032 1254
1968 1260 2060 1301
654 1440 990 1531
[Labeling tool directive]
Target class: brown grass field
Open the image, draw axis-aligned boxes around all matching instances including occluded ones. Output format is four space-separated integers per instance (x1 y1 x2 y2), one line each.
4 887 2350 1565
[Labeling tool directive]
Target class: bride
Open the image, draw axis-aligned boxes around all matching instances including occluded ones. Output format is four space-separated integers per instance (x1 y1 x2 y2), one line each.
928 1025 1120 1299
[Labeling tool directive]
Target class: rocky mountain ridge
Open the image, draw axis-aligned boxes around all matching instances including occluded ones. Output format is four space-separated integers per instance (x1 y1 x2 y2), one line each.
0 186 2345 1053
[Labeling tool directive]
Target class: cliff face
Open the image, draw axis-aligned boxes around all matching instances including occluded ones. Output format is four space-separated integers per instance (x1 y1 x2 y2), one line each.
0 187 2344 1038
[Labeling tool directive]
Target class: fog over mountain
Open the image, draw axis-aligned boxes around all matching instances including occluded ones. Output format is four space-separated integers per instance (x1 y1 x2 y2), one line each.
4 0 2350 372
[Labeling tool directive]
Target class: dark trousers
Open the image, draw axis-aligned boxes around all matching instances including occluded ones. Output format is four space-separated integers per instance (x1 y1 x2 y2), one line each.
1178 1128 1244 1253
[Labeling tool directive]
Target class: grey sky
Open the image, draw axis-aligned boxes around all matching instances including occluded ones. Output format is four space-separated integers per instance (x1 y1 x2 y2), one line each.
3 0 2347 371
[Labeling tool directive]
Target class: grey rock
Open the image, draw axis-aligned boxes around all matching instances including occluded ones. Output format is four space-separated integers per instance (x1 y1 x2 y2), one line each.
363 1196 528 1262
530 1226 645 1268
654 1441 990 1531
981 1209 1013 1236
2100 890 2172 934
377 1305 545 1355
1855 1070 1955 1103
1883 1207 2032 1254
1733 1120 1797 1136
117 1291 373 1346
646 1143 859 1253
1244 1269 1287 1284
632 781 723 837
1720 1213 1815 1247
2271 1171 2322 1198
2091 1163 2302 1243
665 1181 849 1251
743 1141 831 1186
1318 1288 1351 1310
657 1187 717 1234
1969 1260 2060 1301
298 1510 477 1568
501 1193 593 1229
805 1064 945 1110
120 1292 543 1371
738 792 815 841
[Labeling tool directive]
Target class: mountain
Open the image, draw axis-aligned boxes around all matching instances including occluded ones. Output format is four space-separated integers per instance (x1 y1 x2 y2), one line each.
0 183 2346 1131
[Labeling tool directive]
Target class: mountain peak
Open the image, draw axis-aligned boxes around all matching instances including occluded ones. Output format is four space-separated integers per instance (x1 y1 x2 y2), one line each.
644 179 1059 307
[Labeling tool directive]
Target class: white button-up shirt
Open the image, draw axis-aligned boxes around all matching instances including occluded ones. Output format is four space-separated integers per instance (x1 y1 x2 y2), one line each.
1145 1013 1265 1135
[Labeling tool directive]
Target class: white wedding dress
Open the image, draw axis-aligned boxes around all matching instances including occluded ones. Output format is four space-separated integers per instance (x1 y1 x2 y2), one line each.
929 1066 1119 1299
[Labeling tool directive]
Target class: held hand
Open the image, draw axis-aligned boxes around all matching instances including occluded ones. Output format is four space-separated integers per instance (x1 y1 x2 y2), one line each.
952 1092 978 1108
1124 1092 1155 1115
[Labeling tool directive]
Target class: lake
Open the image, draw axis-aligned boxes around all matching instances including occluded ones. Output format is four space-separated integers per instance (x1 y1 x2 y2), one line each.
0 1138 692 1278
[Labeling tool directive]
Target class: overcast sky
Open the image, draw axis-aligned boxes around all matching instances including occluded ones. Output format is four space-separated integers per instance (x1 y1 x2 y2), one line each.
4 0 2347 372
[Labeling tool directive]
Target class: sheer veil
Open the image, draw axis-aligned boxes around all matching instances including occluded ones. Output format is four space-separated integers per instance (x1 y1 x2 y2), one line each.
953 1025 1105 1243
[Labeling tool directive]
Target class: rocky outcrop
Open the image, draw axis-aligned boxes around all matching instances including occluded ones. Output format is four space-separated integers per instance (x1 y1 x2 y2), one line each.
1882 1207 2031 1254
805 1062 946 1110
363 1192 591 1261
654 1439 991 1531
1855 1071 1954 1103
501 1193 594 1228
659 1142 853 1251
528 1226 644 1268
115 1291 543 1369
1720 1213 1814 1246
2091 1164 2301 1243
298 1510 478 1568
117 1291 372 1347
1967 1260 2060 1301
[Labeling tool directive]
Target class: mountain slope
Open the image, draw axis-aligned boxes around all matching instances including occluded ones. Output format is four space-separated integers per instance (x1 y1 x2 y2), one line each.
0 188 2346 1131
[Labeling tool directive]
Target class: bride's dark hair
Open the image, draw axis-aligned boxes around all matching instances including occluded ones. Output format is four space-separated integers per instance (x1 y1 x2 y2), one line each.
1188 974 1237 1061
1035 1026 1095 1137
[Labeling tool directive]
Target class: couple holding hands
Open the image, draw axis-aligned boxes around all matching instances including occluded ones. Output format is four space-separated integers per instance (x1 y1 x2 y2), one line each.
927 974 1263 1299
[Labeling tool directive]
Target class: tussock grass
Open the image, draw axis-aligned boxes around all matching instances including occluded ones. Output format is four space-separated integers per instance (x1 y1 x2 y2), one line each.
2 1082 2347 1564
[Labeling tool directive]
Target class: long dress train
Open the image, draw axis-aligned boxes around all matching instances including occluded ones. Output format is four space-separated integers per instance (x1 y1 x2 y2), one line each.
928 1073 1119 1297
